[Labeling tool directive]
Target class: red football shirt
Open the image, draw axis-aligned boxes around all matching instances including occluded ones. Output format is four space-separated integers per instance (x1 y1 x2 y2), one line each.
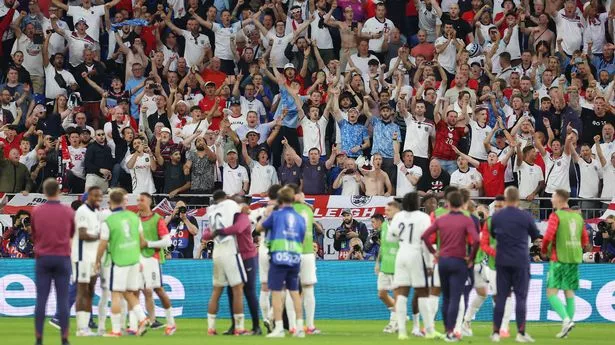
1 132 25 157
198 96 226 130
461 10 476 25
478 161 506 197
433 121 466 160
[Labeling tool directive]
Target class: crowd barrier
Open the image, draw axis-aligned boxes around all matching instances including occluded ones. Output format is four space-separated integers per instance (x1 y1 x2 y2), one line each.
1 260 614 322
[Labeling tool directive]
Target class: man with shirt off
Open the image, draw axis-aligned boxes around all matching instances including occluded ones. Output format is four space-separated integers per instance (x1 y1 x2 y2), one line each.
541 189 590 339
422 190 479 342
490 186 540 343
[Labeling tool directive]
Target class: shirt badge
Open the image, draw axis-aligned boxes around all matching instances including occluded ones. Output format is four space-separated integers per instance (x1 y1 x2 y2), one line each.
292 171 297 175
317 166 321 171
557 161 561 166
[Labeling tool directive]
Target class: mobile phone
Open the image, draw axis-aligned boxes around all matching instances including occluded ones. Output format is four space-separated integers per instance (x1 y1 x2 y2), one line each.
33 33 44 45
351 22 358 30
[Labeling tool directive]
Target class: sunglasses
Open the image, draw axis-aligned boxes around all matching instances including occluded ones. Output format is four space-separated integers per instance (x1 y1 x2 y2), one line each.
96 133 105 137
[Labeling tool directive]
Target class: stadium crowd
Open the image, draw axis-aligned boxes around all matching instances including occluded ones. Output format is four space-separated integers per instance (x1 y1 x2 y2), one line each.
1 0 615 257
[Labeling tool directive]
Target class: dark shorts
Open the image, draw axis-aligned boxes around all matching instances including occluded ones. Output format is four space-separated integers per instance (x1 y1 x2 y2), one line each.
268 263 300 291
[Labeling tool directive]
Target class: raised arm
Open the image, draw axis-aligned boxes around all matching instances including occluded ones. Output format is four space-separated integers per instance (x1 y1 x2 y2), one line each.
163 13 184 36
188 8 213 30
241 139 252 165
595 135 607 167
52 0 68 11
281 137 302 166
251 11 271 36
452 145 480 168
292 14 315 41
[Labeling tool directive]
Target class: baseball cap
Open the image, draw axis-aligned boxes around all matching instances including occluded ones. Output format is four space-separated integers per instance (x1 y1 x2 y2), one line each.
230 99 241 105
204 81 216 87
246 129 260 136
341 208 352 215
160 127 171 134
379 103 391 110
284 63 296 70
118 97 130 104
227 148 238 154
336 150 347 156
6 124 18 131
494 129 506 138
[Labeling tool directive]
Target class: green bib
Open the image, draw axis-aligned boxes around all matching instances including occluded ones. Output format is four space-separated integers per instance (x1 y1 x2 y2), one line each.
379 222 398 274
552 210 584 264
293 202 314 254
141 213 162 259
106 210 142 267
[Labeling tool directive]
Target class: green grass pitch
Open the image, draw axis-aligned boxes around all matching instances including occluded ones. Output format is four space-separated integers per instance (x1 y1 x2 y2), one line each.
1 318 613 345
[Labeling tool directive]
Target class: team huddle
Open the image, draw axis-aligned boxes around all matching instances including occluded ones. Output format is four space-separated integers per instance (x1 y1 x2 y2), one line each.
376 186 589 343
205 184 319 338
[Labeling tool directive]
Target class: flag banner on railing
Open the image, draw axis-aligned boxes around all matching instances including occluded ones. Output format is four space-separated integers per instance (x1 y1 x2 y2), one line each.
153 198 206 217
0 193 141 214
1 195 611 260
601 198 615 219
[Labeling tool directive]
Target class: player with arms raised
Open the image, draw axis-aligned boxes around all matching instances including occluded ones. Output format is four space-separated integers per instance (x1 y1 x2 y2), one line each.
95 188 149 337
206 191 247 335
542 189 591 339
136 193 176 335
388 192 435 340
72 187 103 336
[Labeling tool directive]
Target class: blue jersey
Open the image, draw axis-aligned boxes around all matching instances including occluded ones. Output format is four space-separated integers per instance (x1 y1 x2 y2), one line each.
261 206 306 267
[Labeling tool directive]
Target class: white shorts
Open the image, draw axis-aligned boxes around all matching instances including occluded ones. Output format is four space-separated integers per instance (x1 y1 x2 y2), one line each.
394 251 440 288
259 250 269 284
72 261 97 284
213 253 247 287
377 272 394 291
100 264 111 290
109 262 141 292
473 263 496 295
141 257 162 289
299 253 317 285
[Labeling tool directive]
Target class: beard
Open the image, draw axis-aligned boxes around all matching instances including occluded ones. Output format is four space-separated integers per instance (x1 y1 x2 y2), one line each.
196 145 205 151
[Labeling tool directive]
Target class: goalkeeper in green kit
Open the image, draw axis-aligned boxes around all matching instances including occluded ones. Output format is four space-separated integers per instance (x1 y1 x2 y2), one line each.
541 190 591 339
95 188 150 337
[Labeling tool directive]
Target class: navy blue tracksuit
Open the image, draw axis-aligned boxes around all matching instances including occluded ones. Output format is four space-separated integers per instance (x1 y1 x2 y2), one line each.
491 207 540 334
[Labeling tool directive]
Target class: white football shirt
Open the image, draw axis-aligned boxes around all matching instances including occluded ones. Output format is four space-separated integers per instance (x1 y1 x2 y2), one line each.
387 210 432 252
208 199 241 258
71 204 101 263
